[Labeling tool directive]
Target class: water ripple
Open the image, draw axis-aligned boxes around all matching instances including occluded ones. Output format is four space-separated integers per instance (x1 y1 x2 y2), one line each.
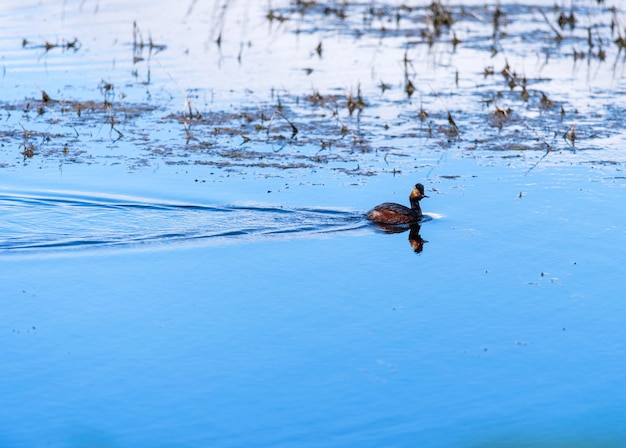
0 190 368 253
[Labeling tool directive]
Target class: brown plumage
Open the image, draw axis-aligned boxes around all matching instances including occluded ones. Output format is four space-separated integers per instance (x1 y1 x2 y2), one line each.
366 183 428 224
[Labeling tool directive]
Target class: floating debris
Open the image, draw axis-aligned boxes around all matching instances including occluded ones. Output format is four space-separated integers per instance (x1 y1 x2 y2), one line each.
3 1 626 175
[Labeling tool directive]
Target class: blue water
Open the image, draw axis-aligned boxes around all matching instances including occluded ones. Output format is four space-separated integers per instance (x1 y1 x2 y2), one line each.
0 190 365 252
2 161 626 447
3 0 626 446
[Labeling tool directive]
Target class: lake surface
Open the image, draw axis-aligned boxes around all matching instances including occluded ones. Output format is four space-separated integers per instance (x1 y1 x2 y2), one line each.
2 1 626 447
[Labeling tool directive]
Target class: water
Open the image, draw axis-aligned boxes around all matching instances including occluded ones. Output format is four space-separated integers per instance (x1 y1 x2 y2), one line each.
2 0 626 447
4 162 626 447
0 189 366 252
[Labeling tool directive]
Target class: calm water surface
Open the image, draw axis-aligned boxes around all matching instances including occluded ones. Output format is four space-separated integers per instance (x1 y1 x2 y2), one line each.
1 0 626 446
3 162 626 447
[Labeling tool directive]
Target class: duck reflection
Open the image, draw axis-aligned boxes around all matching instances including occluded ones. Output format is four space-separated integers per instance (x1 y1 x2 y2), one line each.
372 222 426 253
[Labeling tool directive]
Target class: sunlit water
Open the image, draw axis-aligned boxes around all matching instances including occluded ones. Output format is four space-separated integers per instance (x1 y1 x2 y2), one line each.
2 0 626 447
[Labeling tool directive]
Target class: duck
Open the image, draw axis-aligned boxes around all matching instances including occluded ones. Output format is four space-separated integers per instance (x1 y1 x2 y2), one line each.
366 183 428 224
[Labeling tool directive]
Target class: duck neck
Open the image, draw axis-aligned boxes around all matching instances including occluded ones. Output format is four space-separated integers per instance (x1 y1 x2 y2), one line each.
410 198 423 217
